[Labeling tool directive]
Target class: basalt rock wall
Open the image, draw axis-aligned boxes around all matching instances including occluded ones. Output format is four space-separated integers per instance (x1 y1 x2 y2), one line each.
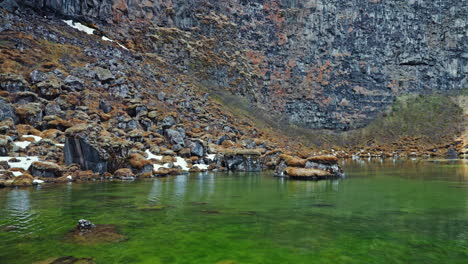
14 0 467 130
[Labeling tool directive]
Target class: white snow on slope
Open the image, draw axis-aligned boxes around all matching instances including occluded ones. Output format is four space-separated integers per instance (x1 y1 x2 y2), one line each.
63 20 128 50
0 156 39 171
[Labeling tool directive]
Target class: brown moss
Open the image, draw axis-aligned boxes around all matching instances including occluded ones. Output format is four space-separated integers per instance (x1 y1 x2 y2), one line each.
12 174 34 186
306 155 339 165
279 154 306 167
48 118 73 129
128 153 152 169
284 167 331 178
113 168 133 178
16 124 42 137
223 148 261 156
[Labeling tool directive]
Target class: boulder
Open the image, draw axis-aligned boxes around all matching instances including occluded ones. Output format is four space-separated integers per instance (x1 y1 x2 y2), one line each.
64 125 109 174
221 149 261 172
0 98 18 123
99 100 113 113
77 219 95 231
14 103 43 127
94 67 114 83
30 161 61 178
13 91 42 104
30 70 48 83
275 154 344 179
66 221 126 245
284 167 332 180
64 75 85 91
114 168 134 179
0 73 29 93
190 140 205 157
36 78 62 99
11 174 34 186
165 129 185 146
161 115 176 129
0 135 13 156
0 0 19 12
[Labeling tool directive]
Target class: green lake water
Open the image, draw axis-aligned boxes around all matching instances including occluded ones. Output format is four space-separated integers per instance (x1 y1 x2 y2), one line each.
1 159 468 264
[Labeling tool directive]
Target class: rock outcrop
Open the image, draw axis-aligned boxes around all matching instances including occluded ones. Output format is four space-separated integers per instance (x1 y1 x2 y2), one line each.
64 125 110 174
275 154 343 180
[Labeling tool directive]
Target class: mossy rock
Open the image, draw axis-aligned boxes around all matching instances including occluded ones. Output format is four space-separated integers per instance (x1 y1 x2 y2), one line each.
284 167 331 180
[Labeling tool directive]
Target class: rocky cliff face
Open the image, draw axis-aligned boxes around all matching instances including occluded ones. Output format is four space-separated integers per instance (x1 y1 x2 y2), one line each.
12 0 468 130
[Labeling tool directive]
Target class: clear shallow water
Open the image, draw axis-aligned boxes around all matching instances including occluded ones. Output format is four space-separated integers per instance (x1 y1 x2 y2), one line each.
1 159 468 264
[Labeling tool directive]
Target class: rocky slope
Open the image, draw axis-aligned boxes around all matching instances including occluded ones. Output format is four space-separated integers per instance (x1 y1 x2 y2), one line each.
0 1 466 186
9 0 467 130
0 5 344 187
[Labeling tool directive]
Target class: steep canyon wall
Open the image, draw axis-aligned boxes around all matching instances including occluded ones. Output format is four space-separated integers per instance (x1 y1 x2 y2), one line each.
14 0 468 130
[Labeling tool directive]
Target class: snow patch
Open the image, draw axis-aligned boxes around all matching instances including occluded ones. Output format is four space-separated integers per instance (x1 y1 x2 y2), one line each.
174 157 189 171
63 20 128 50
11 171 22 177
193 164 209 170
102 36 128 50
63 20 95 35
145 150 162 161
0 156 39 171
55 143 65 147
206 154 216 161
22 135 42 142
153 163 170 172
33 179 44 184
14 141 31 149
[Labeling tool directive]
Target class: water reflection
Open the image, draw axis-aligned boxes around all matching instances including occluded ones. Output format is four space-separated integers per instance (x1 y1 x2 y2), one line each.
4 189 37 233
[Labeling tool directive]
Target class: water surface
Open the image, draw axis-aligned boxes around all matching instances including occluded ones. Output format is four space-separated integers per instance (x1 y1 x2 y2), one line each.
1 159 468 263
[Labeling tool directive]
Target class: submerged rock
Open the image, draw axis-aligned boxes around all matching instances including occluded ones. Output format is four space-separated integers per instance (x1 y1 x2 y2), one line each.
33 256 95 264
67 220 126 245
77 219 95 230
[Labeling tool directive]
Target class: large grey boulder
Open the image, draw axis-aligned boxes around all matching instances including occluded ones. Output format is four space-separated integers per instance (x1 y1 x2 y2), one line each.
221 149 261 172
190 140 205 157
165 129 185 146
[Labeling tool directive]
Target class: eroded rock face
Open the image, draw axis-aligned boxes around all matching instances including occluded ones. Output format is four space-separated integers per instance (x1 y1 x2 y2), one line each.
20 0 466 130
64 126 109 174
220 149 262 172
